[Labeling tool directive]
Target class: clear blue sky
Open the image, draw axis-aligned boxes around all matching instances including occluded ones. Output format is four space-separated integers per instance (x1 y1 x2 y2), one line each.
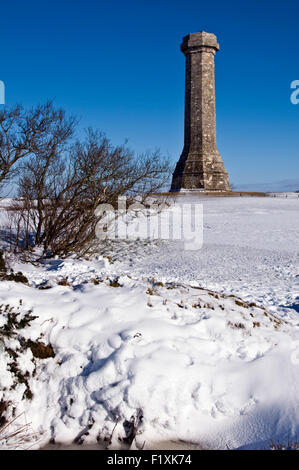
1 0 299 188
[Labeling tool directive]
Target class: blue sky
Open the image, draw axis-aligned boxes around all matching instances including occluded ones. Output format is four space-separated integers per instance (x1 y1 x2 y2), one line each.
1 0 299 189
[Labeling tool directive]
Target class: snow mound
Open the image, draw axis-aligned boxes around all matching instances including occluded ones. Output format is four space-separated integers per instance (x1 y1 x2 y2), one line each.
1 269 299 450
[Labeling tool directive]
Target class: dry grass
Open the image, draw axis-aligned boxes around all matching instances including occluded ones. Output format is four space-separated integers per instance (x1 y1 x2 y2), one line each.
0 410 43 449
270 439 299 450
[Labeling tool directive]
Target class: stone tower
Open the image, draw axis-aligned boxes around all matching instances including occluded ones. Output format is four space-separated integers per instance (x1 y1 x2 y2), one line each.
171 32 230 192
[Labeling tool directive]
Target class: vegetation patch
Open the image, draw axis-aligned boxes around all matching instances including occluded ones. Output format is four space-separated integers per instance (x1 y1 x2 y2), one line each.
0 251 28 284
26 340 55 359
146 287 160 296
0 401 9 429
0 302 54 403
0 250 7 273
234 299 249 308
38 283 52 290
109 279 122 288
153 281 164 287
0 270 28 285
8 362 33 400
270 439 299 450
0 304 38 339
228 321 246 330
57 278 71 286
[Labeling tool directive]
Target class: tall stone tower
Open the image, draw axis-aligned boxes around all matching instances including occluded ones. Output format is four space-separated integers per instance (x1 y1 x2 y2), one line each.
171 32 230 192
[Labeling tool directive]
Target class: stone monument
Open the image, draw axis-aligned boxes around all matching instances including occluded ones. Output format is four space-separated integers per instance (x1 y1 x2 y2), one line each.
171 31 230 192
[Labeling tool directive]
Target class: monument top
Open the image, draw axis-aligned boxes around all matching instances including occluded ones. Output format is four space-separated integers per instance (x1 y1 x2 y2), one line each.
181 31 219 54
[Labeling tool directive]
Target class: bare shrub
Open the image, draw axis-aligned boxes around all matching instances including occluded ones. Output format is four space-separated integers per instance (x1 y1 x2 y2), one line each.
15 128 170 257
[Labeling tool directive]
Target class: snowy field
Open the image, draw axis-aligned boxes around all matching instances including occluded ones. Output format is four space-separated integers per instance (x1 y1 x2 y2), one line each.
120 194 299 322
0 194 299 450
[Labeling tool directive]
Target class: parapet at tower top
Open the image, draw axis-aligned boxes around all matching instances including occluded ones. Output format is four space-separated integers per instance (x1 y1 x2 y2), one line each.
181 31 220 54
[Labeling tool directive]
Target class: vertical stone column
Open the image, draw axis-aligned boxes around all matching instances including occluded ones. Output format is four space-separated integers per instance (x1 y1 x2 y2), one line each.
171 31 230 191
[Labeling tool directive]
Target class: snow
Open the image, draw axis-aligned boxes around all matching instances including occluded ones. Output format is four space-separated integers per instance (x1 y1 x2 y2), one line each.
0 194 299 450
117 195 299 322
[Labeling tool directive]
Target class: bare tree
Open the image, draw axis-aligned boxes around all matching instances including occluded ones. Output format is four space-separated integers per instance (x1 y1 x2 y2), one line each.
17 127 170 257
0 102 76 196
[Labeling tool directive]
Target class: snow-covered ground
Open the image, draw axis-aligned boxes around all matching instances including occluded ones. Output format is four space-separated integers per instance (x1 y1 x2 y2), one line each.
0 194 299 450
117 194 299 322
